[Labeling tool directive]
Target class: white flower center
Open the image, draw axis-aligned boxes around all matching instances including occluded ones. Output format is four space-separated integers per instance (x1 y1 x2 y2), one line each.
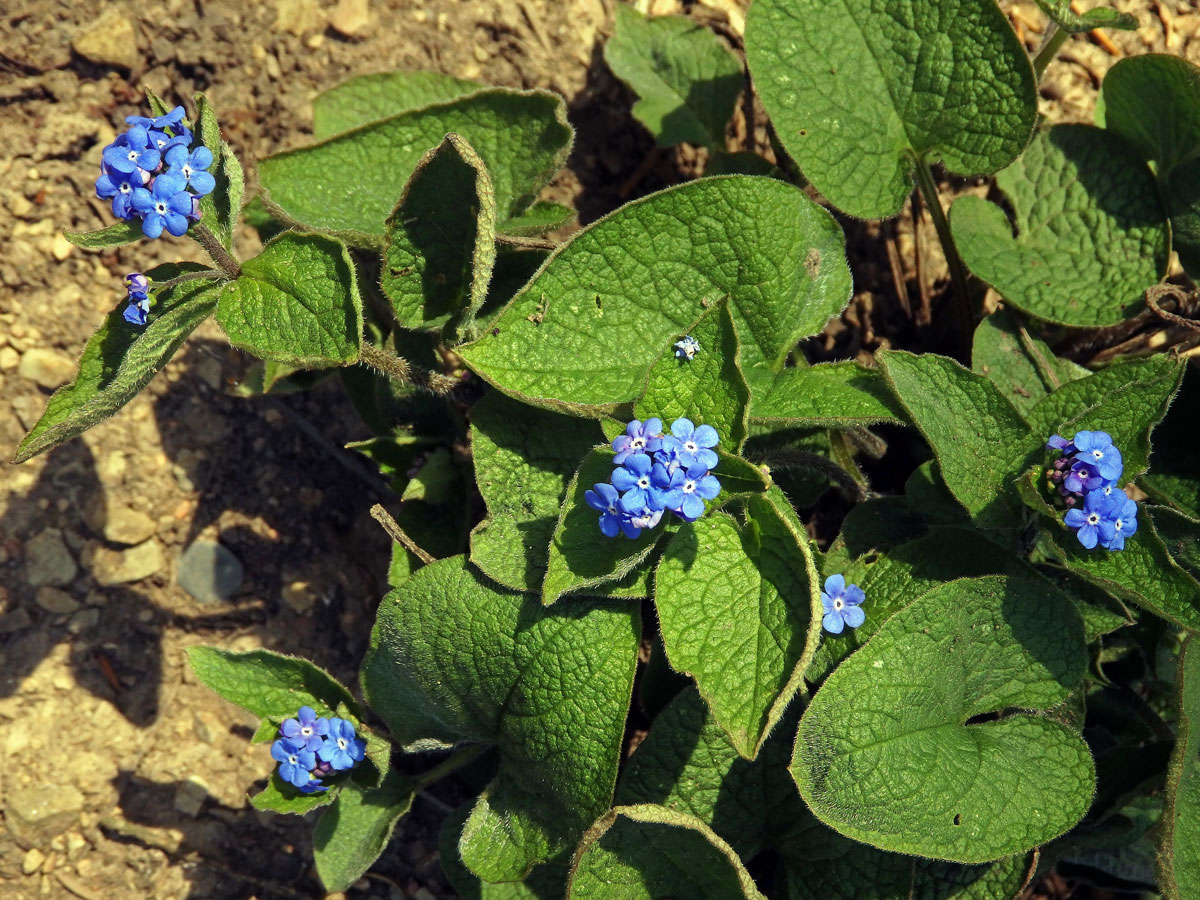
833 598 844 611
182 164 192 178
682 479 696 494
337 738 348 751
119 183 131 194
684 441 697 453
155 202 167 214
1086 513 1100 526
631 437 644 449
127 150 139 162
287 753 298 765
300 725 313 737
637 476 650 489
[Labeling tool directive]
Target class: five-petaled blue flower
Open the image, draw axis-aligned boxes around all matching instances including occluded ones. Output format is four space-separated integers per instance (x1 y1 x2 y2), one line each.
1099 494 1138 551
280 705 330 752
1064 489 1119 550
102 127 161 175
612 418 663 465
586 482 633 539
663 418 719 471
657 461 721 521
132 172 193 238
1072 430 1123 483
821 574 866 634
613 452 662 513
164 144 215 196
674 335 700 361
95 166 149 220
271 738 317 789
318 719 366 772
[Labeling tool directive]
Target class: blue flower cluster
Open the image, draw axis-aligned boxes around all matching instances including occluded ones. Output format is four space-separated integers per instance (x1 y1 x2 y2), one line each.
269 706 365 794
95 106 215 239
820 574 865 634
1046 431 1138 551
122 272 150 325
586 417 721 538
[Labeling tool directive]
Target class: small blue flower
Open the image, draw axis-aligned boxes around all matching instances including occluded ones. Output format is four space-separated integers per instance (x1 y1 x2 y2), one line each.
821 574 865 635
317 718 366 772
625 504 663 534
131 171 193 238
1064 489 1119 550
1099 494 1138 551
102 127 161 176
1072 430 1123 483
613 452 663 513
1062 459 1106 495
124 272 149 296
164 143 215 196
586 482 625 538
674 335 700 361
1046 435 1074 452
296 774 329 794
663 418 719 471
280 705 330 752
95 166 149 220
612 418 663 465
123 294 150 326
271 738 317 789
657 461 720 521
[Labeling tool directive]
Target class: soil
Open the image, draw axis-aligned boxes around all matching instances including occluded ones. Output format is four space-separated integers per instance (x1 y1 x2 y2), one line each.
0 1 1195 899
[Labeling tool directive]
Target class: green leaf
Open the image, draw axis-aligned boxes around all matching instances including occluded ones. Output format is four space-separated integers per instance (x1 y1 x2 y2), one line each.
749 361 907 428
260 89 571 236
359 557 639 880
793 575 1094 862
312 70 485 139
604 5 742 149
1034 0 1136 33
194 92 245 251
1142 367 1200 518
250 772 337 815
1161 635 1200 900
64 220 144 249
655 492 819 759
187 646 361 720
1167 159 1200 279
459 177 851 411
878 350 1035 528
216 232 363 367
634 300 750 451
498 201 575 237
951 125 1168 328
381 133 497 341
439 802 569 899
972 308 1088 414
567 805 766 900
469 391 602 592
745 0 1037 219
313 771 415 892
13 276 220 463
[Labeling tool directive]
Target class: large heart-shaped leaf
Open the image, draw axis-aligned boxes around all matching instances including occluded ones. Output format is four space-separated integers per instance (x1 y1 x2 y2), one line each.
312 70 484 139
749 361 906 428
313 772 415 892
972 308 1088 414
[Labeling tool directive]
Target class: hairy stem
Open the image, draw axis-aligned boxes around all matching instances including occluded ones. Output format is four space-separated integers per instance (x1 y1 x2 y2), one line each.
358 343 458 396
413 743 488 792
910 155 973 348
370 503 436 565
748 448 867 503
193 224 242 278
1033 24 1067 81
155 269 224 289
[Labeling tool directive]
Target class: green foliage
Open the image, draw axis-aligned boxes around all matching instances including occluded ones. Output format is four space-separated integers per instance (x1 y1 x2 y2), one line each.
186 646 361 721
193 92 245 251
746 0 1037 219
604 4 743 149
794 576 1094 862
1034 0 1136 33
498 201 575 236
1142 368 1200 518
1161 636 1200 900
971 309 1087 414
749 362 907 428
250 772 337 815
64 220 144 249
216 232 363 367
313 771 415 892
312 70 484 139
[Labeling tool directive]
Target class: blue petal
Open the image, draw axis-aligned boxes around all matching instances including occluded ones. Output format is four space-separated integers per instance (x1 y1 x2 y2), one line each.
842 605 865 629
822 611 845 634
693 424 719 448
824 573 845 595
189 170 216 196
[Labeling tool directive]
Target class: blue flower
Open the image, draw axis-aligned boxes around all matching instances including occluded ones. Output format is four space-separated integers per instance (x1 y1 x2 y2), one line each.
1072 430 1123 483
131 172 193 238
662 418 719 471
586 482 626 538
102 127 161 176
1099 494 1138 551
1046 435 1074 452
164 144 215 196
1064 489 1119 550
296 774 329 794
1062 459 1106 495
674 335 700 361
625 504 663 535
657 461 720 521
280 705 330 752
317 718 366 772
820 574 865 634
123 294 150 325
613 452 663 513
124 272 149 296
271 738 317 789
95 166 149 220
612 418 663 465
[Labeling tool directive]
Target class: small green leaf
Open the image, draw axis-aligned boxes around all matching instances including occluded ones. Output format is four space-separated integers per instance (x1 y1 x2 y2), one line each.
635 300 750 450
746 0 1037 219
313 771 415 892
216 232 363 367
260 89 571 236
1161 635 1200 900
568 805 766 900
794 575 1094 862
194 92 245 251
250 772 337 815
972 308 1088 414
14 276 220 463
359 557 638 880
459 177 851 412
951 125 1168 328
187 646 361 720
64 220 144 249
1034 0 1136 33
878 350 1035 528
469 391 602 592
312 70 485 139
439 802 569 899
381 133 497 341
498 201 575 237
604 5 742 149
749 361 906 428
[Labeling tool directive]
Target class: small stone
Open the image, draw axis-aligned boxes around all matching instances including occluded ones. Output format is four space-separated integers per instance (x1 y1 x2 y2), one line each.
0 346 18 370
6 785 84 849
281 580 318 614
88 540 164 586
71 9 139 70
0 607 33 634
177 541 243 604
51 234 73 261
25 529 77 587
66 608 100 635
103 506 156 546
17 348 75 390
173 777 208 818
99 451 127 485
274 0 325 35
65 832 87 860
34 586 79 615
9 193 33 218
22 847 45 876
192 711 223 744
329 0 370 36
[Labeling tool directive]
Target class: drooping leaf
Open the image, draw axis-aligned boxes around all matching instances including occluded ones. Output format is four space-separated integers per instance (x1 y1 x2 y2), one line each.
64 219 144 249
187 646 361 721
1034 0 1136 33
359 557 639 881
459 177 851 412
313 771 415 892
381 133 497 341
749 361 906 428
13 274 220 463
972 308 1088 414
250 772 337 815
604 4 743 149
193 92 245 251
438 802 569 899
260 89 572 235
1161 635 1200 900
878 350 1036 528
746 0 1037 219
793 576 1094 862
951 125 1168 328
312 70 485 139
567 805 766 900
469 391 602 592
634 300 750 450
216 232 363 367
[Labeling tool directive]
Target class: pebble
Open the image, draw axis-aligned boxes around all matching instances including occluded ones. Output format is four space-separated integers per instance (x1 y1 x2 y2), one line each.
329 0 370 36
71 9 140 70
177 540 243 604
0 607 33 634
103 506 156 546
281 580 318 614
192 710 223 744
66 608 100 635
51 233 73 261
34 586 79 615
5 785 84 849
24 529 78 587
173 777 209 818
17 348 75 390
88 540 165 586
21 847 45 876
99 451 127 485
0 346 21 370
